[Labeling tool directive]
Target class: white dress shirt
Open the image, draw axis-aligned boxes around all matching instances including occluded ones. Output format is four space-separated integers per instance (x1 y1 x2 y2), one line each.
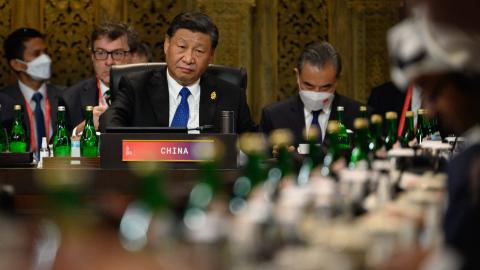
411 84 422 126
98 79 110 107
18 80 53 142
167 70 201 134
303 98 333 142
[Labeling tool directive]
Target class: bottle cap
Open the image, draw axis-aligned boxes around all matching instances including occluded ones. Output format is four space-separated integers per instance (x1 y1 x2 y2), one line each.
303 125 320 140
14 104 21 110
406 111 414 117
386 111 398 119
371 114 382 123
354 118 369 129
270 129 293 146
327 120 340 134
417 109 425 115
359 106 367 112
85 105 94 111
239 133 266 154
337 106 344 111
58 106 65 111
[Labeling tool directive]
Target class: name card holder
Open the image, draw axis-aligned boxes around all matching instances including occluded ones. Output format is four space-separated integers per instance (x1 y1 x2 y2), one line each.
100 133 237 169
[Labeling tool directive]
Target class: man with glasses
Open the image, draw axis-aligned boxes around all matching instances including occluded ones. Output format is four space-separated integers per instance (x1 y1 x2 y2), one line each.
61 22 139 135
259 41 365 149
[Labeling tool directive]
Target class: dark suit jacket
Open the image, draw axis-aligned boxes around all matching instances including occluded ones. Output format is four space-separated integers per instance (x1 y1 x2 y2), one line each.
0 82 64 149
444 143 480 269
367 81 453 137
367 81 405 119
259 92 364 147
99 66 256 134
60 77 99 131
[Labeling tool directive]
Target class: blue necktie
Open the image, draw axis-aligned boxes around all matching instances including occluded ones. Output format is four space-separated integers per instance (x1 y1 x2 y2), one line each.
32 92 46 153
310 110 323 143
170 87 191 127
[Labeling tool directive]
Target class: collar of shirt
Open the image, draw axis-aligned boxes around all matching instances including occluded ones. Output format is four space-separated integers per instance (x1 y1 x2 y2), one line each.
303 96 333 141
166 69 201 133
461 124 480 149
166 69 201 100
411 84 422 126
18 80 47 110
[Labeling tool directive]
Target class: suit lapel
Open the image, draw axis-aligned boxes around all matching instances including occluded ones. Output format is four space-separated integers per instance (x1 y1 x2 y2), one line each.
328 93 340 122
199 74 217 127
147 69 170 126
291 94 306 143
81 78 98 111
46 84 58 127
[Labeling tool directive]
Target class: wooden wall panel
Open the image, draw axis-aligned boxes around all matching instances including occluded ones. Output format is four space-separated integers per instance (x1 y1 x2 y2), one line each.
1 0 402 120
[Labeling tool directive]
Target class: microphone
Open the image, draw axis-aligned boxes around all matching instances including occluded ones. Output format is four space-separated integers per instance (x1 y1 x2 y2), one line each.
188 125 214 131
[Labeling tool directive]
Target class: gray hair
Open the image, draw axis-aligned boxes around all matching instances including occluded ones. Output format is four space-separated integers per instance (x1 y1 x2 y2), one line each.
296 41 342 78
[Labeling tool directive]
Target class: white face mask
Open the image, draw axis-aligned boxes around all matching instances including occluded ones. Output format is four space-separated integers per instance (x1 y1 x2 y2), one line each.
17 54 52 81
299 90 334 111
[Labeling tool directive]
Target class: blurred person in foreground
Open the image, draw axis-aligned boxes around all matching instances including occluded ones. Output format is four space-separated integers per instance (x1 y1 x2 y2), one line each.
388 4 480 269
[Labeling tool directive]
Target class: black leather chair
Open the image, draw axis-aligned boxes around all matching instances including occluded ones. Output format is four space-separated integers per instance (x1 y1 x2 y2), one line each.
109 62 247 102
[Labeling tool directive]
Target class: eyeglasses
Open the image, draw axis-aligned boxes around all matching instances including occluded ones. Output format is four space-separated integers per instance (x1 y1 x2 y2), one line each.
93 49 130 61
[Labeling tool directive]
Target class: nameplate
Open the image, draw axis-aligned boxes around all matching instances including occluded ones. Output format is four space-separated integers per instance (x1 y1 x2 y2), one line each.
122 139 214 162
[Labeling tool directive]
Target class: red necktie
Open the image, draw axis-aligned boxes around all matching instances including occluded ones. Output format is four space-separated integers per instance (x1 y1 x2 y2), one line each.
397 84 413 137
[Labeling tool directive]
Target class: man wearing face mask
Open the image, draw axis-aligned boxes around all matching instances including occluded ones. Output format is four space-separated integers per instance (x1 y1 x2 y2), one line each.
0 28 63 155
260 41 365 149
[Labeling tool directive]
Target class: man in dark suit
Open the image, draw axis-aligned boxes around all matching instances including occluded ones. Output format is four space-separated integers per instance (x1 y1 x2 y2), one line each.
0 28 63 154
259 41 364 148
99 12 255 134
61 22 139 135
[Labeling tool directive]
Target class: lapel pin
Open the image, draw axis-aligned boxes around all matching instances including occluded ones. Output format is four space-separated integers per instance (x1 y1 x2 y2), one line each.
211 91 217 100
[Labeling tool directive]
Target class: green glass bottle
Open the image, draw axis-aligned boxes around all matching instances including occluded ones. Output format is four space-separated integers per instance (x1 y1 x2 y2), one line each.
321 121 342 178
52 106 71 157
80 106 98 157
368 114 383 152
349 118 370 168
296 126 322 186
400 111 415 147
305 126 322 168
230 133 267 214
359 105 372 143
270 129 294 178
0 104 8 152
416 109 428 144
384 111 398 151
9 105 27 153
336 106 350 150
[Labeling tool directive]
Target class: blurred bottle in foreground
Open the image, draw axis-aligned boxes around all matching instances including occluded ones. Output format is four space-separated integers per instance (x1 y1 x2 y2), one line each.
349 118 370 168
384 111 398 151
400 111 415 147
336 106 350 151
416 109 429 144
321 121 345 179
368 114 384 153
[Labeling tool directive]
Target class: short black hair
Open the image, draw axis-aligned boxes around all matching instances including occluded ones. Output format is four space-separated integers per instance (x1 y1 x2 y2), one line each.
167 12 219 49
91 22 139 52
297 41 342 78
136 42 153 62
3 28 44 62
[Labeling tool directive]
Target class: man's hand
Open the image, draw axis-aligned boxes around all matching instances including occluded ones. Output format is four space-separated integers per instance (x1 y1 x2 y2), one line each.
72 105 107 138
93 105 107 130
